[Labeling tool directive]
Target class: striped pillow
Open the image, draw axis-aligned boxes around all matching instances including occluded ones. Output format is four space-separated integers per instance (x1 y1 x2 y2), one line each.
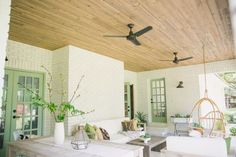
99 127 110 140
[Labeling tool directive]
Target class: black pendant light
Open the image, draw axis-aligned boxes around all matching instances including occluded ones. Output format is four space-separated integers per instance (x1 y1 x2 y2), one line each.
5 56 8 62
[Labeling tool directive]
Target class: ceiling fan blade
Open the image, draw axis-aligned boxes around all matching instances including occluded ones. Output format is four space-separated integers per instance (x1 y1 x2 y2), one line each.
103 35 127 38
130 38 141 46
134 26 153 37
178 57 193 62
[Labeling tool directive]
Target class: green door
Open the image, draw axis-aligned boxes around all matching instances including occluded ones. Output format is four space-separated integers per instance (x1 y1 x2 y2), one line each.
124 82 131 118
150 78 167 123
0 69 44 157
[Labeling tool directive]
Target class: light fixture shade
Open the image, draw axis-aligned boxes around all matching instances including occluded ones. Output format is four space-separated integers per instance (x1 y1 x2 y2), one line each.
176 81 184 88
71 126 90 150
5 56 8 62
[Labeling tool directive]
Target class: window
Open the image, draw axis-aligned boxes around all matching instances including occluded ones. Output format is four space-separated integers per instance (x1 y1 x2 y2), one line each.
150 78 167 123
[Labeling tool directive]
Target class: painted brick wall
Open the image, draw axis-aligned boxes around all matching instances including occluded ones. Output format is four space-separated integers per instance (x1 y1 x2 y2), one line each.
5 40 53 136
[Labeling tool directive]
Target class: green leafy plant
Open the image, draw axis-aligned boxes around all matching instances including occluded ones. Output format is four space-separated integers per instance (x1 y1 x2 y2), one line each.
171 113 191 118
230 127 236 136
140 133 151 139
21 65 93 122
135 112 148 123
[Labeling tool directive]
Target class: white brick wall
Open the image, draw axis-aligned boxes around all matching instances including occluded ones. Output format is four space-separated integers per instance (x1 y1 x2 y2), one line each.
0 0 11 104
51 46 69 135
66 46 124 135
5 40 53 136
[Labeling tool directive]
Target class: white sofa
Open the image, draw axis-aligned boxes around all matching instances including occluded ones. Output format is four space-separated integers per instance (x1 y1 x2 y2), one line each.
81 117 144 143
165 136 227 157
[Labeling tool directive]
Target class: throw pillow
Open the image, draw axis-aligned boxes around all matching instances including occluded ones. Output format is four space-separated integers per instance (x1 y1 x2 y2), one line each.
130 119 138 131
122 120 138 131
100 127 110 140
122 120 132 131
85 123 96 139
94 125 103 140
214 120 224 131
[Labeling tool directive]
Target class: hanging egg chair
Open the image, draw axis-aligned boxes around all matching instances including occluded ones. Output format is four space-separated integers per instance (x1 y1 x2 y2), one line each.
189 44 225 137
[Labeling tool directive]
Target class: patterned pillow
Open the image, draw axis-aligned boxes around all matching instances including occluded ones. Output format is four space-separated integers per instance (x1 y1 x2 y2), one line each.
99 127 110 140
122 119 138 131
122 121 132 131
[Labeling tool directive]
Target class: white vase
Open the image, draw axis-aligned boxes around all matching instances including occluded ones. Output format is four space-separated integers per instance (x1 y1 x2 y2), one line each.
54 122 65 145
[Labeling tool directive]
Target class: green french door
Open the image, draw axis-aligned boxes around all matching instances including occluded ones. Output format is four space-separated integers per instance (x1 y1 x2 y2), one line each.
0 69 44 157
150 78 167 123
124 82 131 118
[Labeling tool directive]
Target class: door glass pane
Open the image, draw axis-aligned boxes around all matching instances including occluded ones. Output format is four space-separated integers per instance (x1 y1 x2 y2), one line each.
152 96 156 102
161 88 164 94
0 135 3 149
160 80 164 87
152 81 156 87
24 131 30 136
31 106 38 116
23 104 31 116
152 89 156 95
33 78 39 89
26 77 32 89
0 119 5 133
24 92 32 102
32 117 38 129
16 103 24 116
161 95 165 102
32 130 38 136
17 90 24 102
16 118 23 130
18 76 25 88
23 117 31 130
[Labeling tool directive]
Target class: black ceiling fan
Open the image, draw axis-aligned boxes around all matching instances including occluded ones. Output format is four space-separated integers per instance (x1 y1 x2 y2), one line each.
103 23 152 46
159 52 193 64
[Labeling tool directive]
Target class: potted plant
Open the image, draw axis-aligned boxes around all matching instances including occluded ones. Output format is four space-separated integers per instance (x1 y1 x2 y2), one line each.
135 112 148 124
22 66 92 145
170 113 193 123
139 133 151 143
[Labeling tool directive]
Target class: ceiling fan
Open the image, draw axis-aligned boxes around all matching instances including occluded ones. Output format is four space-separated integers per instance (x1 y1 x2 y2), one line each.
104 23 152 46
159 52 193 64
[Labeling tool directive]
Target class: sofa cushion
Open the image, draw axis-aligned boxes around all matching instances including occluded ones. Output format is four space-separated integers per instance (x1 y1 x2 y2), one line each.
94 125 103 140
85 123 96 139
100 127 110 140
109 133 131 144
122 119 138 131
89 117 129 135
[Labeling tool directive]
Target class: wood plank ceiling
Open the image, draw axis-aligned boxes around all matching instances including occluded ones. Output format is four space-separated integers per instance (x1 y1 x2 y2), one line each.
9 0 235 71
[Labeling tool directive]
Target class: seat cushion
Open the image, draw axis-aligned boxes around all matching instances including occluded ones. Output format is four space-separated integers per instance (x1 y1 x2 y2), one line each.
109 133 131 144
